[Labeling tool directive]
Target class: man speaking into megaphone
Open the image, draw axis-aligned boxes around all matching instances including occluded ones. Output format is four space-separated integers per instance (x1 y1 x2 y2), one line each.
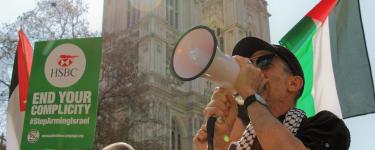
190 36 350 149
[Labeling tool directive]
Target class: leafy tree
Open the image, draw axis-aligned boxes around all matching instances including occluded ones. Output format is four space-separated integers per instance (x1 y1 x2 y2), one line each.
94 31 168 150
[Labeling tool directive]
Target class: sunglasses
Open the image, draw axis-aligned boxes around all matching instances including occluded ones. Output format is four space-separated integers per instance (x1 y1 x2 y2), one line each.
250 54 276 69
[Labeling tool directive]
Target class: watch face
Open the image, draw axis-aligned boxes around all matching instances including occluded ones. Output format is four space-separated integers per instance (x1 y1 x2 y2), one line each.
235 95 244 105
255 93 267 105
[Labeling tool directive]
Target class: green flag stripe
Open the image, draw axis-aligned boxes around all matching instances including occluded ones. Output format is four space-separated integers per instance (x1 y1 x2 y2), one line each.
294 38 315 117
280 17 317 52
279 17 318 117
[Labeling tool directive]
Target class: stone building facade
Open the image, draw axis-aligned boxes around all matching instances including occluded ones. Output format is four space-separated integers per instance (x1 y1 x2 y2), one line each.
102 0 270 149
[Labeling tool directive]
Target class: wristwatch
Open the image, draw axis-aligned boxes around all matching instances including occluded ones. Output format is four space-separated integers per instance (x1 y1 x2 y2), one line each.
234 93 267 108
235 93 267 125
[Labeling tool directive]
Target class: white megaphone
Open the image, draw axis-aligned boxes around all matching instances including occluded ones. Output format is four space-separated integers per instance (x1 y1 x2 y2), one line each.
171 25 242 150
171 25 240 87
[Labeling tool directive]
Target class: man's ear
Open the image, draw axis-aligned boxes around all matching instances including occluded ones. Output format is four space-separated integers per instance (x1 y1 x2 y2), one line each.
287 76 303 92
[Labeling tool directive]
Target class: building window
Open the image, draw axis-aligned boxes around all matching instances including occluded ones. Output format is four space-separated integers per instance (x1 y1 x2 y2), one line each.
156 43 161 53
247 30 252 37
127 0 140 27
166 0 179 28
127 0 131 26
171 119 181 150
220 37 224 52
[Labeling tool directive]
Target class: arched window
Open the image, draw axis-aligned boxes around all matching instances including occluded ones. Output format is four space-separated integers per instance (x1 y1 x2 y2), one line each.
246 30 252 37
127 0 140 27
171 119 181 150
166 0 179 28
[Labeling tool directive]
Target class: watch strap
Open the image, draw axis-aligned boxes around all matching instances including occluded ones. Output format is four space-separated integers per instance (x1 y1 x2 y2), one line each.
237 93 267 126
243 94 258 109
237 94 256 126
237 104 250 125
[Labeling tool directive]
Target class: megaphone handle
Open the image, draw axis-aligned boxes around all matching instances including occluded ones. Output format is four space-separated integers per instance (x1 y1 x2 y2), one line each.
207 116 217 150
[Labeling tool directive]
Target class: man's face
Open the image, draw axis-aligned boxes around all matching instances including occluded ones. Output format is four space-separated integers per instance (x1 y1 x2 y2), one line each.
250 50 293 103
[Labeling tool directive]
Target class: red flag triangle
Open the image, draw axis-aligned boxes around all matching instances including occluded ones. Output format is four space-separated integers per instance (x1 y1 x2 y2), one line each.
307 0 337 23
17 30 33 111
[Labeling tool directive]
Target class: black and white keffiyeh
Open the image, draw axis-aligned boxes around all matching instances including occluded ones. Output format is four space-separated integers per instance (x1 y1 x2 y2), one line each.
230 108 306 150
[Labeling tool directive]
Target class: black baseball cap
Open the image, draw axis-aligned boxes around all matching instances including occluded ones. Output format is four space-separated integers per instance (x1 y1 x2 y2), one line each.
232 36 305 98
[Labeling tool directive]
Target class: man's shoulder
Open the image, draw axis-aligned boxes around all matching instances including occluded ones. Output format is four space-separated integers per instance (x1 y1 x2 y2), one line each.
297 110 350 150
308 110 341 122
302 110 349 136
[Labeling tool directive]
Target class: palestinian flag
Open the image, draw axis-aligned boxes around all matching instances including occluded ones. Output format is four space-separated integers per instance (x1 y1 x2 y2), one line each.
280 0 375 118
6 30 33 150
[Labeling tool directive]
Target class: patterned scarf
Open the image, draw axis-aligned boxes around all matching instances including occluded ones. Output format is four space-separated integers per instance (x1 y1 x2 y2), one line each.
230 108 306 150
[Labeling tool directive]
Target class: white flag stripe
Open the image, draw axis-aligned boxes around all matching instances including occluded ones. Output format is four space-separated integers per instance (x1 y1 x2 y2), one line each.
312 18 343 118
6 85 25 150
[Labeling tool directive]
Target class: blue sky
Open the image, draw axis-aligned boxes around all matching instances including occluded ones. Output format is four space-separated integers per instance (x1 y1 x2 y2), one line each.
1 0 374 149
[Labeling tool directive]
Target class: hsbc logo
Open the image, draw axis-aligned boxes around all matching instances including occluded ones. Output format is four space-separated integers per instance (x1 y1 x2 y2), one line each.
57 54 78 67
45 44 86 88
